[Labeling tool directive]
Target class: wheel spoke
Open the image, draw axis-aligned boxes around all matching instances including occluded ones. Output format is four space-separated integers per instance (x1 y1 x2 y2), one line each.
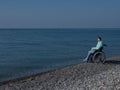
93 52 106 63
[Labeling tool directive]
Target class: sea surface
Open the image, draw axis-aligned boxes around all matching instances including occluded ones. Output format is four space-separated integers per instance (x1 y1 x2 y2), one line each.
0 28 120 81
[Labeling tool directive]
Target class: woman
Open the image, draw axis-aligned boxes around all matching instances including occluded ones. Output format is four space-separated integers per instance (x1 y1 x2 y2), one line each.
83 37 103 61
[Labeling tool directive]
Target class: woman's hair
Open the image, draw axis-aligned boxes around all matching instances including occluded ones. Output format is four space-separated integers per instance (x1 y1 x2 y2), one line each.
98 36 102 41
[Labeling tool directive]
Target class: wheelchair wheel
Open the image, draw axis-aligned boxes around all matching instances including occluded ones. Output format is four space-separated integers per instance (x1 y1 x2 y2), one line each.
92 52 106 63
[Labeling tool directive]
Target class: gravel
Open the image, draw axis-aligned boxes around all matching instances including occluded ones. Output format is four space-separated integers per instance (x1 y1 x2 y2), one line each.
0 56 120 90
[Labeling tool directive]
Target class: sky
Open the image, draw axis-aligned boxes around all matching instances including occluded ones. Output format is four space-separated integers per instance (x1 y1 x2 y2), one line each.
0 0 120 28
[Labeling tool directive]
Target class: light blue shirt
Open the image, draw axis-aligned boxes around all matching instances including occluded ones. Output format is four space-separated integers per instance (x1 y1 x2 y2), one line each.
92 41 103 50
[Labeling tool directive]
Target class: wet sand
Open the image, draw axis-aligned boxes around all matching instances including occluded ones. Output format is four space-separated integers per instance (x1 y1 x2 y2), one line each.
0 56 120 90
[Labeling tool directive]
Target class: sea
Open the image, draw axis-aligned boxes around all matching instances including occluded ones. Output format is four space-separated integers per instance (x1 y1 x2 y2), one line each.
0 28 120 81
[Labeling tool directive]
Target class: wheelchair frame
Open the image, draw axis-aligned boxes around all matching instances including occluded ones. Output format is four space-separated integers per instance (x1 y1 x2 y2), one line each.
87 44 107 63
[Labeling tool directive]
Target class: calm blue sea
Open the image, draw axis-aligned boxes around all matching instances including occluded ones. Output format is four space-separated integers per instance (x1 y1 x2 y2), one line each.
0 28 120 81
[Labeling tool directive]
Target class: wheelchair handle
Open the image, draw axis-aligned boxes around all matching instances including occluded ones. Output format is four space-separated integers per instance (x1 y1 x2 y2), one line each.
103 44 107 47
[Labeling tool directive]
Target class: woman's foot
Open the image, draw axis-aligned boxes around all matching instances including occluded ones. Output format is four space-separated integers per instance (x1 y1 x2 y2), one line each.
83 58 87 62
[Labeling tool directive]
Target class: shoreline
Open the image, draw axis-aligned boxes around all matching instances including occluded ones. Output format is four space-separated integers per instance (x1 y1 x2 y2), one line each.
0 56 120 89
0 62 84 86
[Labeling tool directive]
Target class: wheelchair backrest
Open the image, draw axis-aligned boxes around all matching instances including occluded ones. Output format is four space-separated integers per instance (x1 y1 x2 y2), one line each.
98 44 107 51
99 47 103 51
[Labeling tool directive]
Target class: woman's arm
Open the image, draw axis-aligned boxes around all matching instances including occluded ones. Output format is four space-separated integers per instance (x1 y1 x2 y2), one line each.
92 41 103 50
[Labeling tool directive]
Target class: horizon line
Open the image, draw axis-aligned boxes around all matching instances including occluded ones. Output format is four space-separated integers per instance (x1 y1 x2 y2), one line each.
0 27 120 29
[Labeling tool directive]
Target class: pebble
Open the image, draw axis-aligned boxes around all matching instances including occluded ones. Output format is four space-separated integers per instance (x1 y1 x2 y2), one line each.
0 59 120 90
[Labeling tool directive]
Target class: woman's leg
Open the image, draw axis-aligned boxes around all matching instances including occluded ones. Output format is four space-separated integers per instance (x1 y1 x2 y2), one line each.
84 49 95 61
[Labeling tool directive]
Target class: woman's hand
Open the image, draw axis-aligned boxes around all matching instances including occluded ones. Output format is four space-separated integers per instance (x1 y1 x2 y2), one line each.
91 47 96 50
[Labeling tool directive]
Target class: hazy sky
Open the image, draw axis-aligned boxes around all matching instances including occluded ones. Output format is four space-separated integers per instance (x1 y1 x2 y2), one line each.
0 0 120 28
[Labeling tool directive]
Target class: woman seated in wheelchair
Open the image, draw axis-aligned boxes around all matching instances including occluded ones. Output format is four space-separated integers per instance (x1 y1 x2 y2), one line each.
83 36 103 62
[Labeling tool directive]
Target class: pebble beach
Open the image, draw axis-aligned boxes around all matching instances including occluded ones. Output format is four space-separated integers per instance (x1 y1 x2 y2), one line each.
0 56 120 90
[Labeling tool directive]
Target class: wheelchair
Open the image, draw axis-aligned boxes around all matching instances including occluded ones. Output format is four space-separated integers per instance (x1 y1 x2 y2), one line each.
87 44 107 63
